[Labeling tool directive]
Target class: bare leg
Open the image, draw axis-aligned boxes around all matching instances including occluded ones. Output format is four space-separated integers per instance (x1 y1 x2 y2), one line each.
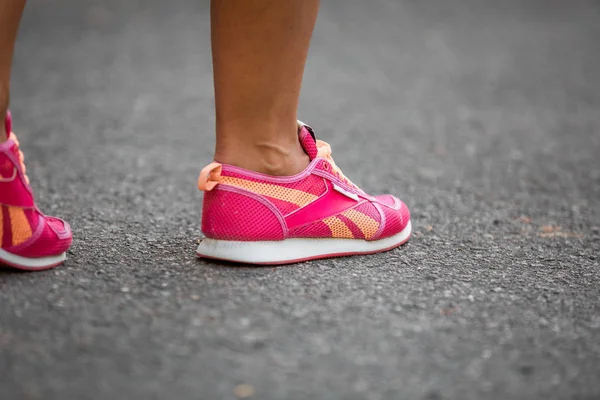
0 0 26 141
211 0 319 176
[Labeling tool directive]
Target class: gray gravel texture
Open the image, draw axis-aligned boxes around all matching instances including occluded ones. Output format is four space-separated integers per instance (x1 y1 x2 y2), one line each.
1 0 599 399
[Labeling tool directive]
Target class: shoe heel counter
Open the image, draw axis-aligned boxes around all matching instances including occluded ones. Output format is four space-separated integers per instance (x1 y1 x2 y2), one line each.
201 187 285 241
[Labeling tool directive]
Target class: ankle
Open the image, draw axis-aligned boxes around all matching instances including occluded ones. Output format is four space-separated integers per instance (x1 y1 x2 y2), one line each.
214 119 310 176
215 138 309 176
0 120 6 143
0 84 8 142
0 114 6 143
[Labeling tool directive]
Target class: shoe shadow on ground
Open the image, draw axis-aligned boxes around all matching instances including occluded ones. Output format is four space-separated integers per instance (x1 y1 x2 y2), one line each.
195 256 297 272
0 267 32 274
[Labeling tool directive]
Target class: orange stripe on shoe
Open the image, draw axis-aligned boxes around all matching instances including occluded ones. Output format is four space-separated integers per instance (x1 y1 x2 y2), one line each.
342 209 380 240
220 176 317 207
323 216 354 239
8 206 33 246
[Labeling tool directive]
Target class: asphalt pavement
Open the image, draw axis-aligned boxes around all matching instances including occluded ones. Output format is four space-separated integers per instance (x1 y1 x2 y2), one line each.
1 0 599 399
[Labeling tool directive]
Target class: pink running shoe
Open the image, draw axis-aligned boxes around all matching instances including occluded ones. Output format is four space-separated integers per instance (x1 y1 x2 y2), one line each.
0 112 72 270
196 121 411 264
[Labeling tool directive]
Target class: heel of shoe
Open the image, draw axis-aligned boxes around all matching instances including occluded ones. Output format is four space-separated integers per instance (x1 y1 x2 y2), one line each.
201 186 286 241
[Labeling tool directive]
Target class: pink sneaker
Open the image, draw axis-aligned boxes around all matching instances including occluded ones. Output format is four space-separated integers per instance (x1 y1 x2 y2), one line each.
0 112 72 270
196 121 411 264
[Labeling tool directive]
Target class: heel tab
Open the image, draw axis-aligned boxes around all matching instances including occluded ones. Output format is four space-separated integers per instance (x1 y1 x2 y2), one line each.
198 162 222 191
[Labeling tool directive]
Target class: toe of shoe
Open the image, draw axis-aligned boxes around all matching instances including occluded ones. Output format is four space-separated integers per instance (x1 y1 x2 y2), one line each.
13 215 73 258
375 196 411 239
375 194 399 208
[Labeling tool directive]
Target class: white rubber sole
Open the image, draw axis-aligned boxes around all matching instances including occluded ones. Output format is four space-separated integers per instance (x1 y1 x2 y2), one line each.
0 248 66 271
197 221 411 265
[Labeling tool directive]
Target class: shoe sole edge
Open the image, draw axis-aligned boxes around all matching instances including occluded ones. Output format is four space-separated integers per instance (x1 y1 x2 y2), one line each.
197 220 411 265
0 249 66 271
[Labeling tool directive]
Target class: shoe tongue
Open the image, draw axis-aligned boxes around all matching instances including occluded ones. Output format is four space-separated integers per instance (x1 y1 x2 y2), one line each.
298 123 318 160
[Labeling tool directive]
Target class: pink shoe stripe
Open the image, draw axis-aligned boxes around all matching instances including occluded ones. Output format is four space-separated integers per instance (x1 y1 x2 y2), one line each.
337 213 365 240
1 206 11 248
370 202 387 241
285 181 362 230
